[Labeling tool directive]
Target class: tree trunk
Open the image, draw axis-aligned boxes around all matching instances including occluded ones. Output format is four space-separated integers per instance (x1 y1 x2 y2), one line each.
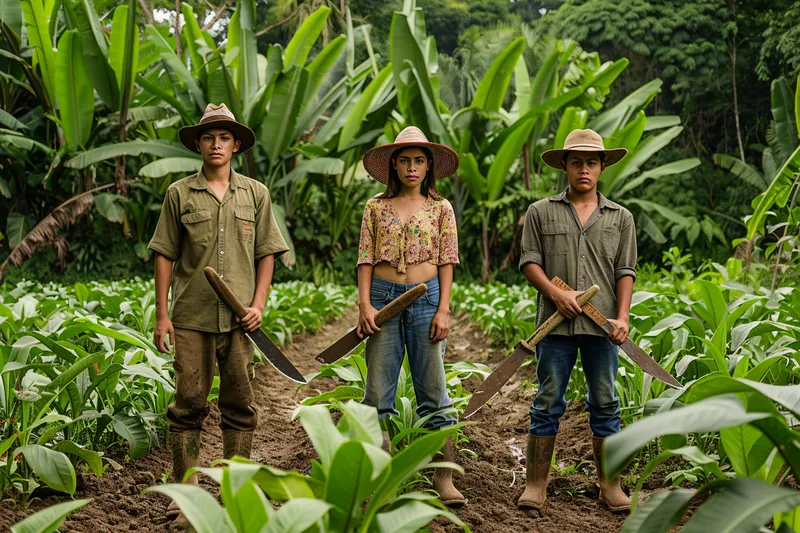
731 45 745 162
481 213 490 282
174 0 182 60
138 0 155 24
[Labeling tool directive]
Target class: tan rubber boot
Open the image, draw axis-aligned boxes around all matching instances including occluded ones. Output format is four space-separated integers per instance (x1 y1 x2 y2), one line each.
166 430 202 528
592 436 631 512
432 435 466 507
517 435 556 510
223 430 253 460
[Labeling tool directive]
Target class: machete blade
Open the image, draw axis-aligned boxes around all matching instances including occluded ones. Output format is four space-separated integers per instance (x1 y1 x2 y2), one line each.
316 328 361 364
247 328 307 384
463 342 535 419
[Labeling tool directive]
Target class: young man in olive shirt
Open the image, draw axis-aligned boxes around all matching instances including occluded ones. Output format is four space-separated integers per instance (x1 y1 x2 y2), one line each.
148 104 288 523
517 129 636 512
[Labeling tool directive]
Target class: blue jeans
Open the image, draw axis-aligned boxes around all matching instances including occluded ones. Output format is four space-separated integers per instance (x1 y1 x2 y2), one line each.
362 275 456 430
530 334 620 437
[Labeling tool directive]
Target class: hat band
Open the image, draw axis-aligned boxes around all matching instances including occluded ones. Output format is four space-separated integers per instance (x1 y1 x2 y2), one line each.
562 143 609 151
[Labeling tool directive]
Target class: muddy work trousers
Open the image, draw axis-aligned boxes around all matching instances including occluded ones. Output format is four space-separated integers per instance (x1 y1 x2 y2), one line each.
167 327 257 432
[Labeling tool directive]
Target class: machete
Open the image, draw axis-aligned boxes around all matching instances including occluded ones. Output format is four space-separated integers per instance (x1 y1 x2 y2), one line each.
203 266 306 384
315 283 428 364
463 284 600 419
550 277 682 389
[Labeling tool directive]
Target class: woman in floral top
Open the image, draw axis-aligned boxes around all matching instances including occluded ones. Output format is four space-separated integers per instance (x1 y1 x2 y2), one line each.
356 126 465 506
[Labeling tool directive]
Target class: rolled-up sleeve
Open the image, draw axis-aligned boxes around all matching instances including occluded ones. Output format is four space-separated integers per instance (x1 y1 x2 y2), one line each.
519 204 544 271
437 200 460 265
148 186 181 261
357 201 376 266
615 210 637 280
254 187 289 260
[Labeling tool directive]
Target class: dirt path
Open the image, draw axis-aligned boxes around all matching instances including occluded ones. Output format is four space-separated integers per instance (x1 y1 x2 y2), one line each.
1 307 636 533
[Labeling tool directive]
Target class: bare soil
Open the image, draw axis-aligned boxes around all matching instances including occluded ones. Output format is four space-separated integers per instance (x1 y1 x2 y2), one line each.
1 308 667 533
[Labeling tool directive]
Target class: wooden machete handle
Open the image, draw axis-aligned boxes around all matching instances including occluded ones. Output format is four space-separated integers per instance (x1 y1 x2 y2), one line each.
204 266 248 319
550 277 609 326
373 283 428 326
520 284 600 350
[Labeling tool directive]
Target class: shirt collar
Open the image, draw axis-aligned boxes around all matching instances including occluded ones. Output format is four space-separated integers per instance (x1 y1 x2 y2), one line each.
187 167 247 190
549 188 619 210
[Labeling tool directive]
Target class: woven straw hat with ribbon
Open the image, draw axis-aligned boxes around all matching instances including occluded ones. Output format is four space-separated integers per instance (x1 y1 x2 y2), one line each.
541 129 627 169
362 126 460 184
179 103 256 154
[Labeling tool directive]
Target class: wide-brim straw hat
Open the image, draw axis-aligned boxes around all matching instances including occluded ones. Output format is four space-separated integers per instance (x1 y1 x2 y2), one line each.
179 103 256 154
541 129 627 169
362 126 460 184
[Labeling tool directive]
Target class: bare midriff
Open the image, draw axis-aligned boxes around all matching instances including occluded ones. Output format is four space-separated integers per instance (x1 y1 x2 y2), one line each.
373 260 438 284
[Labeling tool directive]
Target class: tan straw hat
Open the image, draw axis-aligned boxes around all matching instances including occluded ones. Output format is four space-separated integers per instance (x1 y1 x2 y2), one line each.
179 103 256 154
541 129 627 169
362 126 460 184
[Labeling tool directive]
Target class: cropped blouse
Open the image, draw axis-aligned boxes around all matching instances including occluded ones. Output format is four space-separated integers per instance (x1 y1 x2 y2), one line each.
357 195 460 273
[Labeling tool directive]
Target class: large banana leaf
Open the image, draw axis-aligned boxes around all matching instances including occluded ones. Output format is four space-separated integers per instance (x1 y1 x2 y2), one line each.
513 54 531 116
771 77 798 165
746 144 800 239
598 111 647 195
71 0 118 109
139 157 202 178
589 79 662 136
304 34 346 110
66 140 195 168
55 30 93 148
615 158 702 197
283 6 330 70
146 25 204 112
226 0 258 109
245 44 282 126
470 37 525 112
606 125 684 195
713 154 769 190
338 64 393 151
181 4 214 84
20 0 56 108
261 66 309 163
108 3 139 110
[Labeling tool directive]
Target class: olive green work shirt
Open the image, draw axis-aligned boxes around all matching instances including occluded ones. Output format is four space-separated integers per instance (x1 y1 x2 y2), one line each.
519 189 637 337
148 168 289 333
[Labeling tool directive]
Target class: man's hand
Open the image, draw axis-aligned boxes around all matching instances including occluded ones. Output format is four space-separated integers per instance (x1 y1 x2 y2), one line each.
357 302 381 339
154 317 175 354
550 289 584 318
237 306 263 332
430 310 449 342
607 317 629 345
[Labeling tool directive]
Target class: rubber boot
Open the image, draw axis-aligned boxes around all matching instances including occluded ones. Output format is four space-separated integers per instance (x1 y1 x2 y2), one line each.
432 435 466 507
517 435 556 509
223 430 253 460
592 436 631 512
166 430 202 529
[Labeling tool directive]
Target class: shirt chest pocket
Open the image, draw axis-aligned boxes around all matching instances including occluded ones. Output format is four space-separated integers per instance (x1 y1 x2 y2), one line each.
601 226 621 259
541 222 570 255
234 207 255 242
181 210 213 244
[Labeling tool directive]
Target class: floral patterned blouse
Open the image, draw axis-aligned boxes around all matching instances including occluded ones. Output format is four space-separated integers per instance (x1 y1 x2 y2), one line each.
357 195 460 273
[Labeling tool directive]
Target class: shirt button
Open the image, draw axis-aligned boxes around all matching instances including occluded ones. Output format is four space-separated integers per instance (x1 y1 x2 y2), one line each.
582 255 585 258
220 228 224 233
220 250 224 255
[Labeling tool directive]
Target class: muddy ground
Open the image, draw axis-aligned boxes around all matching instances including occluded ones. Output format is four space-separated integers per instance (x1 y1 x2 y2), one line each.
1 307 665 533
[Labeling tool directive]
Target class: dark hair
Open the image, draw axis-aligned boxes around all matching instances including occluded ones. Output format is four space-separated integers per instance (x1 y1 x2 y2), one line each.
379 146 442 200
562 150 606 168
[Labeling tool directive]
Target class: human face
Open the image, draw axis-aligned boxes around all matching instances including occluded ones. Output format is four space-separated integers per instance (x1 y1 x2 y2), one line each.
195 128 241 168
392 148 430 190
564 151 605 193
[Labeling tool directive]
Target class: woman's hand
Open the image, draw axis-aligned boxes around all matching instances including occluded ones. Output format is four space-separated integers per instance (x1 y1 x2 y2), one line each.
430 310 449 341
357 302 381 339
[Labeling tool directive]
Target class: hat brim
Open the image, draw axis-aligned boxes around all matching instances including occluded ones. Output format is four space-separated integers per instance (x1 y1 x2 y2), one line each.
541 147 627 169
179 117 256 154
363 141 460 184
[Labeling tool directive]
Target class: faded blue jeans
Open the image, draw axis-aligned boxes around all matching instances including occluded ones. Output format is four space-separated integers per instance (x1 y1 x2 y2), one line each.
362 275 457 430
530 334 621 437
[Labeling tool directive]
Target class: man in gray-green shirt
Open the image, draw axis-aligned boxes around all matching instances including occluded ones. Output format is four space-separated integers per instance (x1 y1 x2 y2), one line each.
517 129 635 513
149 103 288 526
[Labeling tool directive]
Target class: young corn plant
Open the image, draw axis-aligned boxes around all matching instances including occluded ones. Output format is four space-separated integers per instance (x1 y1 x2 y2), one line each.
147 401 470 533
